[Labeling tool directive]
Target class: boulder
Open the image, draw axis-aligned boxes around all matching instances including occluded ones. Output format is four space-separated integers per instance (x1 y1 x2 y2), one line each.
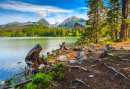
38 64 45 69
77 51 86 60
57 55 67 62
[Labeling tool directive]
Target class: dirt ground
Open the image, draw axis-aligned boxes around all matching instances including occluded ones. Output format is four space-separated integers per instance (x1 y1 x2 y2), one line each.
45 41 130 89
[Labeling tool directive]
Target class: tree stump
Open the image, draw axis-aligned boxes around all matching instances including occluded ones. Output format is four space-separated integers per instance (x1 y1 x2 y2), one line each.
59 42 68 50
25 44 42 73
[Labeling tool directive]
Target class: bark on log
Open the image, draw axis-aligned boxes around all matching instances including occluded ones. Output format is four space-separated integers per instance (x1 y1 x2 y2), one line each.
25 44 42 64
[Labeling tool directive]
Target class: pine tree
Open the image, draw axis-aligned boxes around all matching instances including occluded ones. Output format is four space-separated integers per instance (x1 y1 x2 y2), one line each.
106 0 121 40
85 0 105 43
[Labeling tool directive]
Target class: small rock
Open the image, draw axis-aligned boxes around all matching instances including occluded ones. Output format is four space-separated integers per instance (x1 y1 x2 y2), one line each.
38 64 45 69
57 55 67 62
116 64 120 66
68 59 76 63
89 75 95 78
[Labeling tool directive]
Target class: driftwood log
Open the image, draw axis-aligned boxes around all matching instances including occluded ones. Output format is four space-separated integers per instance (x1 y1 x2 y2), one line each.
59 42 68 50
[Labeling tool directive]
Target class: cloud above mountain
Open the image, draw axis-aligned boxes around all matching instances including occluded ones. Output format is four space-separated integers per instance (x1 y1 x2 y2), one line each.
0 0 73 17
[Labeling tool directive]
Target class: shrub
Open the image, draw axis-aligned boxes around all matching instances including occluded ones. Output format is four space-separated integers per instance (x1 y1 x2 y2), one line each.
26 73 52 89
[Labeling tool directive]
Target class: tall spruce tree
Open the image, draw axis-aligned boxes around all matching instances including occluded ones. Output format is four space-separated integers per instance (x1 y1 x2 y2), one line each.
106 0 121 40
85 0 105 43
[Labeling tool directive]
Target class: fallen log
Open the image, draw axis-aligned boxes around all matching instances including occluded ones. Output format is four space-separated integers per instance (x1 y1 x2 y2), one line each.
107 66 127 79
74 79 90 88
68 66 88 72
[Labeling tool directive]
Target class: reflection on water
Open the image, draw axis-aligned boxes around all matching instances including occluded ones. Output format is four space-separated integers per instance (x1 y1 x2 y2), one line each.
0 37 78 80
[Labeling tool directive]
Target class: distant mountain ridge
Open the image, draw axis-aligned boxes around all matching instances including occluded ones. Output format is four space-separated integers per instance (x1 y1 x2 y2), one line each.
0 16 86 29
58 16 86 29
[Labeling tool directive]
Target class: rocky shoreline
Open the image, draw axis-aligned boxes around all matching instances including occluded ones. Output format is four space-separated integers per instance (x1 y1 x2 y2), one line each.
0 41 130 89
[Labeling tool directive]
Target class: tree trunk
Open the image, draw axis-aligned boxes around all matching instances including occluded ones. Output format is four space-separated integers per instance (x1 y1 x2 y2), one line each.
120 0 128 40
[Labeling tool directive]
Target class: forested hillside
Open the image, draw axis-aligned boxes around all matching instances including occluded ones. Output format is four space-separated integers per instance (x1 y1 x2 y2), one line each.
0 25 85 37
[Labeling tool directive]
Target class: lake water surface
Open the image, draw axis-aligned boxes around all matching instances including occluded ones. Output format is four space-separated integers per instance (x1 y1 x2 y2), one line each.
0 37 78 80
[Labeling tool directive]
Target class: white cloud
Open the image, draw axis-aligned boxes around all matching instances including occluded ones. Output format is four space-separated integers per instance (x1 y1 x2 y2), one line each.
0 0 73 17
76 13 88 20
78 7 90 10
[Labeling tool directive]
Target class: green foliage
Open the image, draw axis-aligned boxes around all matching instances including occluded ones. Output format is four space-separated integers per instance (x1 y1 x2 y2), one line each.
55 63 64 70
0 25 84 37
49 71 64 80
5 79 12 85
55 72 64 80
41 54 47 59
38 69 44 73
26 73 52 89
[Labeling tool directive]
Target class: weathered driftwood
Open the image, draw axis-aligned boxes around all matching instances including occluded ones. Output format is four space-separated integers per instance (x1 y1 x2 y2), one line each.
107 66 127 79
74 79 90 88
68 66 88 72
59 42 68 50
2 64 63 89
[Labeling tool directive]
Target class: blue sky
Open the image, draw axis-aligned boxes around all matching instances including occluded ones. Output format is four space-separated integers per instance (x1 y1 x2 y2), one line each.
0 0 89 25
